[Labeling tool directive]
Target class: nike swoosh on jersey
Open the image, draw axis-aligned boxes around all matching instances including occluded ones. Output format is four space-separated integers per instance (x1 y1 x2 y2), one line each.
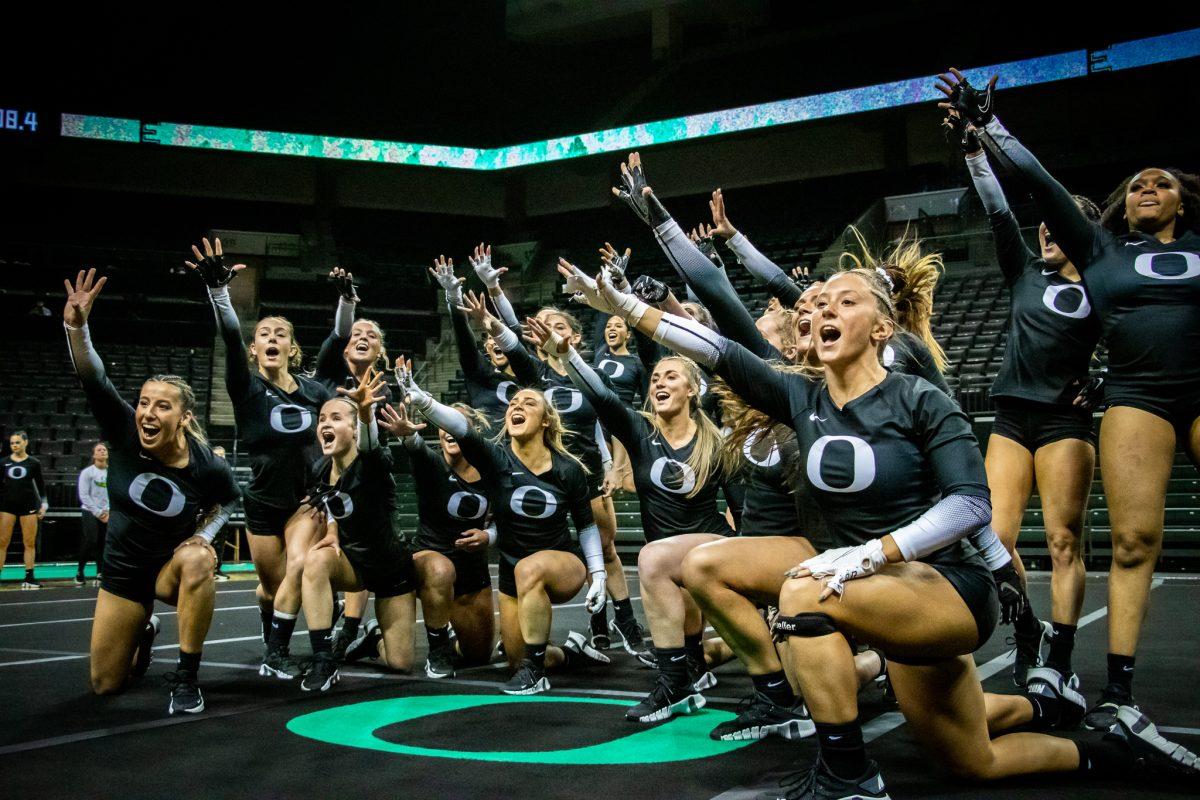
1124 241 1148 247
808 413 826 422
1041 268 1057 276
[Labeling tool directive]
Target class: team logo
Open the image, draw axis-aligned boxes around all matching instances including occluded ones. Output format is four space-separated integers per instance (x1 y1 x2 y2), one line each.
447 491 488 521
1133 251 1200 281
805 435 876 493
269 403 314 434
544 386 583 414
128 473 188 517
6 465 27 480
509 485 557 519
742 429 781 468
649 457 696 495
882 345 896 367
496 380 517 405
597 359 626 379
1041 283 1091 319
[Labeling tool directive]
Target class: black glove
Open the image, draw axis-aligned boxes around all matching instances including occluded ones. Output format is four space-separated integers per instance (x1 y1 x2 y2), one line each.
945 74 995 129
330 271 360 303
993 563 1027 626
632 274 669 306
942 111 981 155
614 161 672 227
694 235 726 270
192 251 239 288
1074 375 1106 412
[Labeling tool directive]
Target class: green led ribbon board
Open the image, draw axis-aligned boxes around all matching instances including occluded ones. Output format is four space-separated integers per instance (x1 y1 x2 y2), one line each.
59 27 1199 171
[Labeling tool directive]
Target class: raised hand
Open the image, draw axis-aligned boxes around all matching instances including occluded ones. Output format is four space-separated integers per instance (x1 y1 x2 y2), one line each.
394 356 432 409
457 289 505 336
329 266 360 303
935 68 998 128
689 224 725 268
557 258 613 314
184 237 244 289
62 268 108 328
611 152 653 225
524 316 569 357
337 366 388 414
429 255 464 304
709 189 738 239
631 274 670 306
791 265 815 291
941 108 981 155
379 400 427 439
470 243 508 289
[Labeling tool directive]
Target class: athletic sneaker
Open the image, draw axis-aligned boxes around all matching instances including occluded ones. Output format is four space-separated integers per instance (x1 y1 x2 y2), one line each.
165 670 205 715
502 659 549 695
761 758 890 800
214 571 230 582
1026 666 1087 730
689 653 718 692
20 579 41 590
1114 705 1200 776
343 620 383 664
563 631 612 667
1084 683 1135 732
589 609 611 650
425 644 456 679
259 646 304 680
709 692 815 741
133 615 161 678
634 648 657 669
331 626 360 663
1010 619 1052 688
625 674 706 723
74 574 85 587
331 596 345 631
611 616 647 655
301 652 340 693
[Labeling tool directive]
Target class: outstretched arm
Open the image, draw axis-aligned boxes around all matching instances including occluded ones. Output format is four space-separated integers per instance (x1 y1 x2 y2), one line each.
711 189 802 307
185 237 253 402
314 266 361 384
470 243 520 329
460 290 541 386
63 268 136 441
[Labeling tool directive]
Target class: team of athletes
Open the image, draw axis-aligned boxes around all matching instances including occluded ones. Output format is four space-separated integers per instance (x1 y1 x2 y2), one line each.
35 75 1199 797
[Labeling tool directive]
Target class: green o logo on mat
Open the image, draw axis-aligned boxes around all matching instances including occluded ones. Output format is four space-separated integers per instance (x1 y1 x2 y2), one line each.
287 694 755 764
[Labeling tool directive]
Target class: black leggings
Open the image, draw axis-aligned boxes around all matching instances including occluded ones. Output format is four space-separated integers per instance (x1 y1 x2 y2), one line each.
77 512 107 576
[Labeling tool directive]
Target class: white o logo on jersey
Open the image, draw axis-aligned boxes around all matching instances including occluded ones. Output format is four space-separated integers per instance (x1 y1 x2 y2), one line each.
510 485 557 519
269 404 313 434
447 490 488 521
698 377 708 397
649 457 697 495
805 435 876 494
496 380 517 405
598 359 626 379
545 386 583 414
1042 284 1091 319
6 465 27 480
882 345 896 367
1134 251 1200 281
321 491 355 520
128 473 188 517
742 430 781 468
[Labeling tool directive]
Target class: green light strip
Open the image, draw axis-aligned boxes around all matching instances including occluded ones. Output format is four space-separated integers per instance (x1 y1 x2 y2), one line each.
58 27 1199 171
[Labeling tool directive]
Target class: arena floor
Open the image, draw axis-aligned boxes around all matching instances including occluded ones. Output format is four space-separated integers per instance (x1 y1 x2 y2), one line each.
1 570 1197 799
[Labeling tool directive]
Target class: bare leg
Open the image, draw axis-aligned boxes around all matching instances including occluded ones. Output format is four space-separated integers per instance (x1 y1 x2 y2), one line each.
638 533 722 648
88 590 151 694
984 434 1035 582
154 545 216 655
1034 438 1094 626
414 550 456 631
592 495 629 603
515 550 586 670
376 593 417 672
19 514 38 571
450 586 496 665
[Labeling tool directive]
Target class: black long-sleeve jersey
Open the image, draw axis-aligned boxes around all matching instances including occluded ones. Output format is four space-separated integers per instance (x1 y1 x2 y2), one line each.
404 437 491 554
593 349 648 405
450 305 518 428
1 456 45 510
884 329 951 396
309 445 408 571
986 209 1101 403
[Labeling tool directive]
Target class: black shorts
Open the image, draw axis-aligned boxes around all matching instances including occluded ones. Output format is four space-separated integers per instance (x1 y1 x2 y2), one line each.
887 559 999 666
497 546 580 598
413 544 492 597
243 496 296 537
0 500 40 517
1104 384 1200 443
347 546 416 599
992 397 1096 451
100 549 170 606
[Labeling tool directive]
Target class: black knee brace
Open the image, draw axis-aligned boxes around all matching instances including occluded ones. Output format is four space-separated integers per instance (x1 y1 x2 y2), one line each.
772 612 837 642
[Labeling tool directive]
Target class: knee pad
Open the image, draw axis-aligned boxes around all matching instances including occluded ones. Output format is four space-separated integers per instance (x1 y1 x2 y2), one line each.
772 612 836 642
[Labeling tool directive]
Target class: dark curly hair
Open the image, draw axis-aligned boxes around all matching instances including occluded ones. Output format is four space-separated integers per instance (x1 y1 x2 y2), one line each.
1099 168 1200 238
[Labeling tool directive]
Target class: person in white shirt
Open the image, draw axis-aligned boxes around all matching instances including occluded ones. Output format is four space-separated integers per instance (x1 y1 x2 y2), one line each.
76 442 110 586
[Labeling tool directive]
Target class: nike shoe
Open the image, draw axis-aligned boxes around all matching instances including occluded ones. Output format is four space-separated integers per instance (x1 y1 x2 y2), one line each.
330 625 360 663
589 608 611 650
74 574 86 587
424 643 456 679
133 615 161 678
259 645 304 680
689 652 718 692
1011 619 1052 688
502 659 549 695
165 670 205 715
611 616 647 655
563 631 612 667
343 620 383 664
625 674 706 723
760 758 890 800
709 692 815 741
301 652 340 693
1026 666 1087 730
330 596 345 631
1084 682 1135 732
20 579 41 590
1113 705 1200 776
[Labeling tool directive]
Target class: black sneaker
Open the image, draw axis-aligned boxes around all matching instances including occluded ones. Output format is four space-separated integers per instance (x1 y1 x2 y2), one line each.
74 574 86 587
709 692 815 741
625 674 705 723
165 670 205 715
133 615 161 678
344 620 382 664
331 596 345 630
301 652 340 692
1084 683 1134 732
589 609 611 650
1113 706 1200 776
689 652 718 692
20 579 41 590
1026 666 1086 730
611 615 647 656
761 758 890 800
1010 619 1052 688
502 659 549 695
425 643 456 679
331 626 360 663
563 631 612 667
259 646 304 680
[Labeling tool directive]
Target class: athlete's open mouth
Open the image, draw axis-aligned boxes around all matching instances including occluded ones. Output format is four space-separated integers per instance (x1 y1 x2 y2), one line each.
354 342 370 353
511 411 527 425
654 390 670 402
819 325 841 344
320 429 336 445
264 345 281 358
443 434 457 445
1043 229 1056 247
798 316 812 337
140 424 160 438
